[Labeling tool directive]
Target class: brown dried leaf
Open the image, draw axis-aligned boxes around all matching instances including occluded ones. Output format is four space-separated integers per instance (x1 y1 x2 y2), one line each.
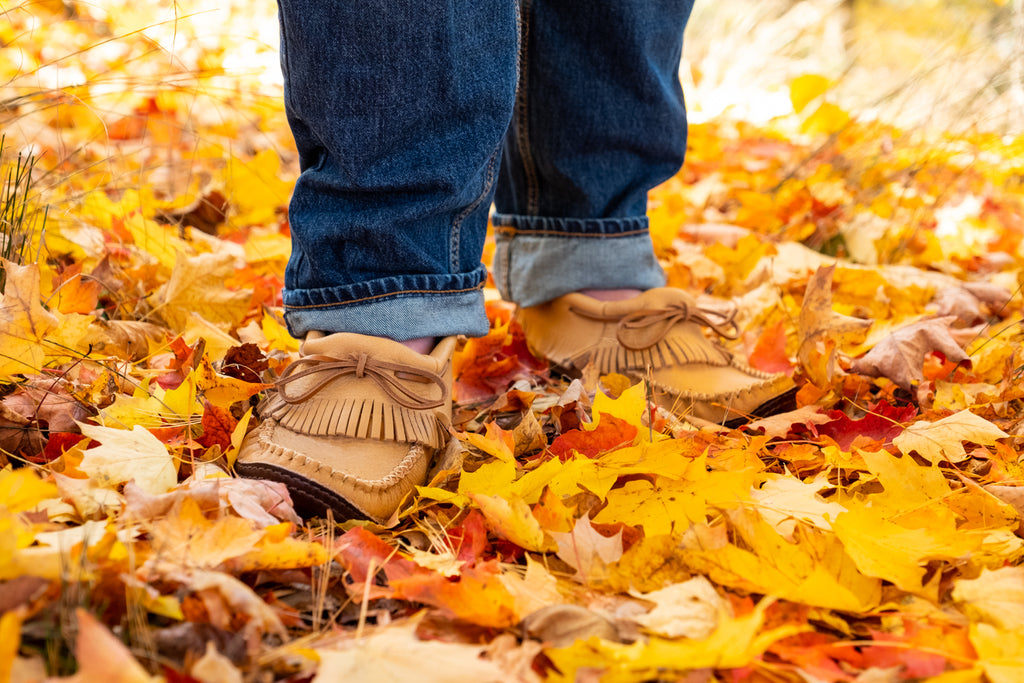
82 319 167 360
3 381 93 436
797 265 872 389
850 316 969 390
522 604 620 647
0 401 44 459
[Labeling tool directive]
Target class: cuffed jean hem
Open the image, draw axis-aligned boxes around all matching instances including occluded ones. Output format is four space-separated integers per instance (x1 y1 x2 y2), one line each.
283 270 490 340
491 213 666 307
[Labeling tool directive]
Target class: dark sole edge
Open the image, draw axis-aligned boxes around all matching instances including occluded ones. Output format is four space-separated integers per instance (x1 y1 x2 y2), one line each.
235 461 369 523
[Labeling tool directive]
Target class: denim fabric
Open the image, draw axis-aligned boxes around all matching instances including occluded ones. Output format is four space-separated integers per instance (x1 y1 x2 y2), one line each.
279 0 694 339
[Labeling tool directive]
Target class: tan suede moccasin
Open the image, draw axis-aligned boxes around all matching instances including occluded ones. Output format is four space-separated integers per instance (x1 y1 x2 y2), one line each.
236 333 456 523
517 288 795 425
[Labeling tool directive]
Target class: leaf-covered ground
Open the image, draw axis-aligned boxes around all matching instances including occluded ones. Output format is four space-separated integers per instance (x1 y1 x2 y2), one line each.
3 1 1024 681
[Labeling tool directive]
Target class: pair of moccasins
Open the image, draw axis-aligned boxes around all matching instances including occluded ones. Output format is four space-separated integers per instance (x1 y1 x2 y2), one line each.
235 288 794 522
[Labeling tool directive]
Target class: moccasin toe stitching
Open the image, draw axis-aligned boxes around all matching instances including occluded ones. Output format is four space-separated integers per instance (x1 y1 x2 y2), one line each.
519 288 796 424
236 333 454 523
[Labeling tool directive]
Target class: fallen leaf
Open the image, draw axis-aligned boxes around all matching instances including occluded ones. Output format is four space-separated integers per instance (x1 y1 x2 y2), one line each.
894 410 1008 464
63 608 157 683
78 422 178 494
468 493 553 553
154 252 250 330
850 316 970 390
797 265 872 389
751 474 846 537
814 402 918 451
0 260 59 376
522 604 619 647
631 575 728 639
312 618 509 683
190 641 243 683
550 514 624 584
746 405 832 439
953 566 1024 631
544 599 804 679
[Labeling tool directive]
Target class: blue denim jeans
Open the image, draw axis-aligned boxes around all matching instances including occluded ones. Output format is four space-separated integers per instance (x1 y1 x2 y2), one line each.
279 0 695 340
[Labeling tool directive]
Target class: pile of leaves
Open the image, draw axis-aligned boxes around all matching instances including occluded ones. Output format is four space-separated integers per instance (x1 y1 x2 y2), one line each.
3 1 1024 682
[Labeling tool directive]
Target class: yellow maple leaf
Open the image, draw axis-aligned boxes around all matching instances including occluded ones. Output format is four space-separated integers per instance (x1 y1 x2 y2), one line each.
154 251 250 331
224 148 294 228
894 409 1009 464
468 493 554 552
969 623 1024 683
682 509 881 613
833 502 976 595
704 233 776 288
0 466 58 513
145 497 263 569
0 260 58 376
596 479 702 537
544 599 804 681
858 447 951 506
223 522 329 572
78 423 178 495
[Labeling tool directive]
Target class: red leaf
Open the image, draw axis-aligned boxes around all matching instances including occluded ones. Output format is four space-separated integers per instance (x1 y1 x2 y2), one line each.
814 402 917 451
447 510 491 568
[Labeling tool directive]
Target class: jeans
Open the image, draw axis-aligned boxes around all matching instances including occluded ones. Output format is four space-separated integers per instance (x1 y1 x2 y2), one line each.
279 0 695 340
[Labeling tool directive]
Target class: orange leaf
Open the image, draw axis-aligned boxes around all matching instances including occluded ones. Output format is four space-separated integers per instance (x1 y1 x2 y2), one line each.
748 319 793 374
49 264 100 314
391 562 519 628
549 413 638 460
198 400 237 450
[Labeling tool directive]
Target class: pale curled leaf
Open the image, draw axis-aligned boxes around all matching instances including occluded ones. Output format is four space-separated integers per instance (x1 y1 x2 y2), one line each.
631 575 728 639
551 514 624 583
312 619 509 683
746 405 833 439
893 410 1008 464
954 566 1024 631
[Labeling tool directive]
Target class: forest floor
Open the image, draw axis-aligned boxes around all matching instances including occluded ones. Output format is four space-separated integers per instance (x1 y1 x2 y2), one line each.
3 1 1024 681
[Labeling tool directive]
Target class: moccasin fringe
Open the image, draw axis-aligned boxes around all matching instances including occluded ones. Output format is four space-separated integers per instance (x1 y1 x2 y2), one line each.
262 394 447 450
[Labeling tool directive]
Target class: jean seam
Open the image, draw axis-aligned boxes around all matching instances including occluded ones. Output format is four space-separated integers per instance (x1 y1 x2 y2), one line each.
495 227 650 238
515 0 539 215
286 283 485 309
450 149 499 273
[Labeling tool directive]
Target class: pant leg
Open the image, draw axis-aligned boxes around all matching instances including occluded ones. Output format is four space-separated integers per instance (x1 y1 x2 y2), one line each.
493 0 695 307
279 0 518 340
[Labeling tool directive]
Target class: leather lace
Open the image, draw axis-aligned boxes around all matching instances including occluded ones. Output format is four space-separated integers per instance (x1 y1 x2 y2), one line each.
275 353 448 410
570 300 739 351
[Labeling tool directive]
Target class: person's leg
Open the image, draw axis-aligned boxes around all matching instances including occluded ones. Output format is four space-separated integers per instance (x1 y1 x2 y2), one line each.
281 0 518 341
492 0 694 306
238 0 519 522
495 0 795 425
